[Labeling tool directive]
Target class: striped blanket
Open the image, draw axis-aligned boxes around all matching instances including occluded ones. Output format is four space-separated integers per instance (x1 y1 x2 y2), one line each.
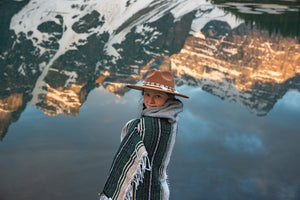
101 116 177 200
101 119 149 200
100 99 183 200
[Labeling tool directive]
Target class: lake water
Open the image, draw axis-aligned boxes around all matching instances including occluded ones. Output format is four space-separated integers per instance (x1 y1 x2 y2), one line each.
1 0 300 200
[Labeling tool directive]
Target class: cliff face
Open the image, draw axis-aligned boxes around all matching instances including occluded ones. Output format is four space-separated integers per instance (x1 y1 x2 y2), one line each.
0 0 199 139
0 93 24 139
1 0 299 139
166 20 300 115
35 84 87 117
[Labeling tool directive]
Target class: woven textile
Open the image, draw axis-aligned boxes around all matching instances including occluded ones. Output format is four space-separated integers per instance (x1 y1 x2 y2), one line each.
101 99 183 200
102 119 149 200
101 116 177 200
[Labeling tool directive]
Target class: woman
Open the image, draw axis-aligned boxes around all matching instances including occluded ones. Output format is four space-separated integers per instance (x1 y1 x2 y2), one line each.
100 69 189 200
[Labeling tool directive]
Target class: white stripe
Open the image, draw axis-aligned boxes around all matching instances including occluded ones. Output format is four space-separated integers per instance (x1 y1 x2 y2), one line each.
159 121 178 200
108 127 137 175
148 119 161 200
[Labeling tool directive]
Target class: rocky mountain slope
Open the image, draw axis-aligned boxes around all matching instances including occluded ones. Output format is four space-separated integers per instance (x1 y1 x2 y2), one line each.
166 20 300 116
0 0 299 139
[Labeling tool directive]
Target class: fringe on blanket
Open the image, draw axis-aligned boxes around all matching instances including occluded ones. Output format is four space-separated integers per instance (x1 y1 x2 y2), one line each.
99 150 151 200
99 194 112 200
124 153 151 200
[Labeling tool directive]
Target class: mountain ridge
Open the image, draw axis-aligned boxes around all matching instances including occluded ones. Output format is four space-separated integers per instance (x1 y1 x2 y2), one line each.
0 0 299 140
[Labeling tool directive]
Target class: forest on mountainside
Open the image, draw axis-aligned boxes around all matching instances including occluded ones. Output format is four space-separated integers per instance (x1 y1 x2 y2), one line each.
210 0 300 38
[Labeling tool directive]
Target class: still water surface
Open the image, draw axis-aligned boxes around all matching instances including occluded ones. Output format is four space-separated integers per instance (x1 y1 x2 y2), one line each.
1 86 300 200
1 0 300 200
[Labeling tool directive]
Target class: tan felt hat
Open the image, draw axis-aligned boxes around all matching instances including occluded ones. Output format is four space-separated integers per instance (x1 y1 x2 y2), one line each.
127 69 189 98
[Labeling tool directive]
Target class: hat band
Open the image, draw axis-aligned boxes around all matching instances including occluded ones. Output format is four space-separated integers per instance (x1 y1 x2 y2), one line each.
142 81 176 93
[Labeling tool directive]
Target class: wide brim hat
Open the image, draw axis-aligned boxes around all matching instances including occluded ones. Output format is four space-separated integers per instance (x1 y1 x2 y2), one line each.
127 69 189 98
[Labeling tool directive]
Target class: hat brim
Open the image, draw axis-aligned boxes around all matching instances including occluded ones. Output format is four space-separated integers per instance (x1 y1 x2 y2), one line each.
127 84 189 98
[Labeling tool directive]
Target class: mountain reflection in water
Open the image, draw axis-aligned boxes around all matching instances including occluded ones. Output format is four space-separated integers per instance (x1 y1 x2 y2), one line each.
0 0 300 200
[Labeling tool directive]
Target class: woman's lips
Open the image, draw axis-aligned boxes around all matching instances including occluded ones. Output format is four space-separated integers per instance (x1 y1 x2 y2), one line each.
146 104 155 108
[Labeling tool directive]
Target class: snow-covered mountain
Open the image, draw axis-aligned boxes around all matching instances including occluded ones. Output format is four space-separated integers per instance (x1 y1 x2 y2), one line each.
167 20 300 116
0 0 299 139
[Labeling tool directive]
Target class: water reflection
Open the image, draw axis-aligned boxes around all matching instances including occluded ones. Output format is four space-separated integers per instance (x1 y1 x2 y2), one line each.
212 0 300 38
0 0 300 199
1 0 299 140
170 87 300 199
166 19 300 116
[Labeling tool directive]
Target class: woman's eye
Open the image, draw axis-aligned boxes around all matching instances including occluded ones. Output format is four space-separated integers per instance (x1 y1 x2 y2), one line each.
155 95 161 98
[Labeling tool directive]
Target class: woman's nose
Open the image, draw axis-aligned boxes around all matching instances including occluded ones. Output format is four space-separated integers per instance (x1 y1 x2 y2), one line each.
149 96 155 104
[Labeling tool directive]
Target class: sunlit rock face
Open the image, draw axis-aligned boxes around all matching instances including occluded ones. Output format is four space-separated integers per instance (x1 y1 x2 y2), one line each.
1 0 300 139
166 20 300 116
0 93 23 140
99 62 154 97
1 0 200 139
35 84 87 117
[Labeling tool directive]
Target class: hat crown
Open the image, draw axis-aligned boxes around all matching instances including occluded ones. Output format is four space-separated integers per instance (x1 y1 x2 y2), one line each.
126 68 189 98
144 69 175 89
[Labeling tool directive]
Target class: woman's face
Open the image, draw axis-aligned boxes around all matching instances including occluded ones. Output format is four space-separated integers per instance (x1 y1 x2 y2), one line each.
143 89 169 108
